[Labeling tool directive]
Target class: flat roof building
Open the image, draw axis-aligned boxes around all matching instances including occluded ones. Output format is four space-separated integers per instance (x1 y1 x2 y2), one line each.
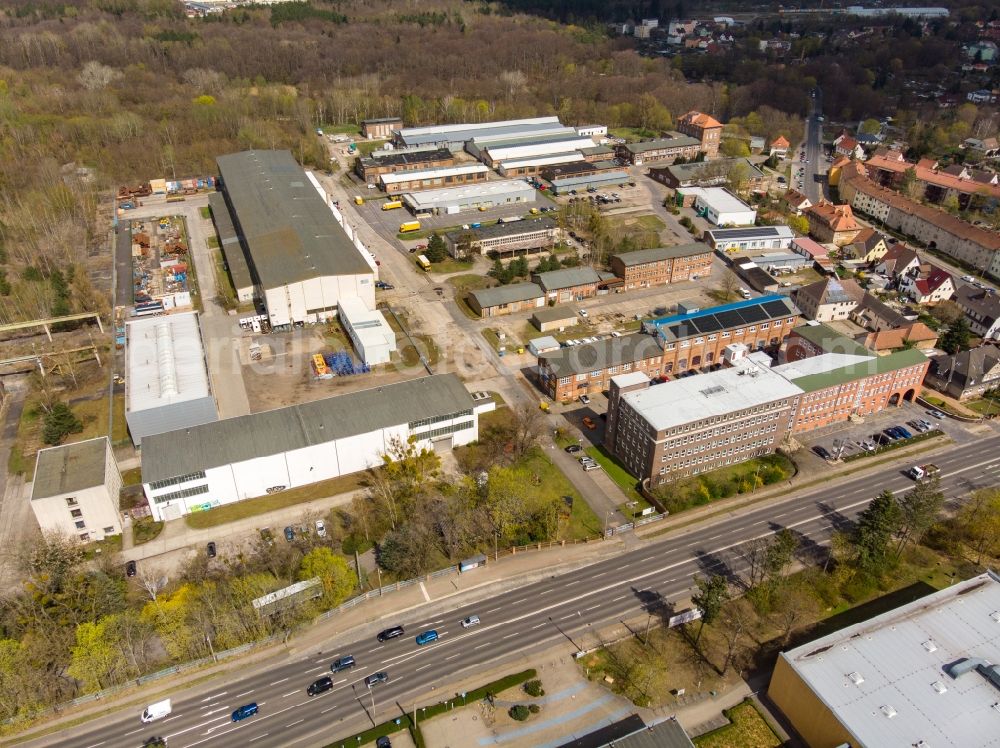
396 117 565 149
216 150 375 328
676 187 757 226
466 282 546 318
605 353 800 485
705 225 795 253
356 147 456 182
142 374 480 521
481 137 596 167
445 218 559 259
531 306 579 332
616 134 703 165
30 437 123 543
548 169 632 195
498 153 587 177
402 180 536 215
770 571 1000 748
125 311 218 446
337 297 396 365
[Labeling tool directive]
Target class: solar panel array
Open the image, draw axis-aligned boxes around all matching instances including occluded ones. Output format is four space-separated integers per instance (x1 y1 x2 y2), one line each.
656 297 795 343
707 226 786 240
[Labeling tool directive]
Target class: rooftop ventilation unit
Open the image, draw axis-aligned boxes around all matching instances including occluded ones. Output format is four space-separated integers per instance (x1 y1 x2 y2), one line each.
880 705 897 718
847 672 864 686
932 681 948 694
922 639 938 653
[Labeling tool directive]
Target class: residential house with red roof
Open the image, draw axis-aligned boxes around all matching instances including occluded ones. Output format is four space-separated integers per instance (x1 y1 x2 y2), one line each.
899 263 955 305
873 242 921 277
677 111 724 159
770 135 790 158
782 189 812 214
843 227 890 263
806 200 862 246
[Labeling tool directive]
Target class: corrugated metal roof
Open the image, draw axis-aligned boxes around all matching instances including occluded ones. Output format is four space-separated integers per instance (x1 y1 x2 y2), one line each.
531 306 578 323
209 192 253 291
403 180 535 210
468 282 545 309
31 437 109 500
500 154 586 170
399 118 565 147
379 164 488 184
446 217 556 243
624 134 701 153
142 374 474 483
533 266 602 291
612 244 711 267
216 150 371 290
486 138 596 163
779 571 1000 748
126 312 213 413
549 171 631 188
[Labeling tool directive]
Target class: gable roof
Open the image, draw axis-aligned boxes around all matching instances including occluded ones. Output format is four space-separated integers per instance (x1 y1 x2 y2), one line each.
680 111 723 129
954 284 1000 326
142 374 474 483
791 322 872 357
532 266 602 291
32 438 110 500
877 242 920 272
611 244 710 267
857 323 938 351
778 347 928 392
783 189 811 209
807 201 860 232
468 282 544 309
928 344 1000 390
771 135 790 148
650 294 800 343
852 292 910 328
905 264 953 296
623 134 702 154
797 277 865 308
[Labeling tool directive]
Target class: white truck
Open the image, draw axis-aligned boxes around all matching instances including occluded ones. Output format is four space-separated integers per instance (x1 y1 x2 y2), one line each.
141 698 172 723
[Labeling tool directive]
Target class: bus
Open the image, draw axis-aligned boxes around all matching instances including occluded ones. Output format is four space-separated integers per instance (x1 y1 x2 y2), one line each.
400 221 421 233
381 200 403 211
416 254 431 271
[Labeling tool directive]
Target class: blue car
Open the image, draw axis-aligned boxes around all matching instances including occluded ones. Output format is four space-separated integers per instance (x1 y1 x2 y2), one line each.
415 630 439 646
894 426 913 439
232 703 258 722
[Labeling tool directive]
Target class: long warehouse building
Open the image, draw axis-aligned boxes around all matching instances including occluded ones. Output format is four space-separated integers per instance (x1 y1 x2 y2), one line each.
216 150 375 329
141 374 482 521
395 117 566 149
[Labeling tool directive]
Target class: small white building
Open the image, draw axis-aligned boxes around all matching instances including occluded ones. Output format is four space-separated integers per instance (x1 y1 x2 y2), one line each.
678 187 757 226
141 374 482 521
575 125 608 138
338 297 396 365
402 180 536 216
30 437 123 542
126 311 218 446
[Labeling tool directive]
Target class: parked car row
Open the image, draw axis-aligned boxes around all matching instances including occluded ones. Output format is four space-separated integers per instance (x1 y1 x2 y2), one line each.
812 418 940 462
579 454 601 472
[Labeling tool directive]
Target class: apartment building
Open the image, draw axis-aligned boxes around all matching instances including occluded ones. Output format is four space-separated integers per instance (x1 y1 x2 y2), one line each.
677 111 724 159
793 277 865 322
609 244 714 289
605 354 800 486
616 134 703 165
648 295 801 375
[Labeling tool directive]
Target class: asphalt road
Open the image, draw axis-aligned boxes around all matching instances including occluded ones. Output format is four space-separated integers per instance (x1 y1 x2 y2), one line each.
35 434 1000 748
799 89 824 204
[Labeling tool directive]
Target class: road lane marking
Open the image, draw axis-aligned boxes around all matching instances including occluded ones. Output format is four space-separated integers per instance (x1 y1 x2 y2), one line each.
584 604 601 612
282 690 298 698
233 690 254 699
502 632 520 639
201 691 228 702
474 641 493 650
249 734 269 742
269 678 289 686
416 663 432 672
83 743 105 748
165 714 231 740
286 719 304 727
322 705 338 714
419 581 431 602
123 728 144 736
532 622 546 629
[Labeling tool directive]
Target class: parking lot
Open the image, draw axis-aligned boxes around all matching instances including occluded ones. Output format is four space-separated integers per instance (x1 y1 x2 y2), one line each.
796 400 956 469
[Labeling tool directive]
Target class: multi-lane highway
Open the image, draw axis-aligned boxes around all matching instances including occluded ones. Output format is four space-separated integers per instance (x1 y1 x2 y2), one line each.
31 435 1000 748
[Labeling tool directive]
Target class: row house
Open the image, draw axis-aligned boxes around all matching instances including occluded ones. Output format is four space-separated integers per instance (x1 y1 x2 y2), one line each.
609 244 714 289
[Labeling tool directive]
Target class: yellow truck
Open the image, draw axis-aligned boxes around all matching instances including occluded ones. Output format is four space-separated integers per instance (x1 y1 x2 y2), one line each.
382 200 403 211
416 254 431 271
400 221 421 233
354 196 364 205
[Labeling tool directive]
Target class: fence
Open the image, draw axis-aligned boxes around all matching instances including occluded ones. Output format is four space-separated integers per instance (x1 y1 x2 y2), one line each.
11 519 673 728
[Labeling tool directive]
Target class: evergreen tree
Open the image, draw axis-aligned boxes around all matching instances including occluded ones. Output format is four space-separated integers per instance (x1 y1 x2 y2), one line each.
939 318 970 354
852 490 902 574
691 574 729 644
425 233 447 263
42 403 83 446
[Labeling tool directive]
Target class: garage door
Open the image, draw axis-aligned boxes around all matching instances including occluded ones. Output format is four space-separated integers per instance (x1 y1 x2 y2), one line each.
162 503 183 522
432 436 453 452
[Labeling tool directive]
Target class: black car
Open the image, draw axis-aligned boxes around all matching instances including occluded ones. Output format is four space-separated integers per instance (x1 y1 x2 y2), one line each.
564 445 582 454
125 560 137 578
376 737 392 748
331 655 356 673
377 626 405 642
364 672 389 688
284 526 295 542
812 446 832 460
207 542 217 558
307 676 334 696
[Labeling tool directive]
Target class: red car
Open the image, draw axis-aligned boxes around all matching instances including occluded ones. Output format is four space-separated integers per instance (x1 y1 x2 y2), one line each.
582 416 597 430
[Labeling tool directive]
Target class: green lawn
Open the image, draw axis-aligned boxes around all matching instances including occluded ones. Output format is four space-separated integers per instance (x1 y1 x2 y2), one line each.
184 473 367 529
482 328 520 353
430 258 474 274
121 467 142 486
584 446 644 504
199 206 210 219
521 450 602 540
963 397 1000 416
212 248 238 310
356 139 386 156
206 235 219 248
132 518 164 545
609 127 658 142
694 699 782 748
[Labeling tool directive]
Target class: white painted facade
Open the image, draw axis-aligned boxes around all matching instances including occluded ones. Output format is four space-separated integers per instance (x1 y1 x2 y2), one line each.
576 125 608 137
144 414 478 521
338 297 396 365
262 273 375 328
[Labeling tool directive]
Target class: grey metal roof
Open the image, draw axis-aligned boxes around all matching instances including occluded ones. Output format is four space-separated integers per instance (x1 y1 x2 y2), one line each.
539 333 662 376
360 147 453 169
216 150 371 290
446 217 556 243
127 397 220 447
32 438 108 500
532 306 578 323
209 192 252 291
533 266 602 291
468 282 545 309
623 134 701 154
612 244 711 267
361 117 401 125
650 157 764 182
141 374 474 483
399 119 565 147
549 171 630 188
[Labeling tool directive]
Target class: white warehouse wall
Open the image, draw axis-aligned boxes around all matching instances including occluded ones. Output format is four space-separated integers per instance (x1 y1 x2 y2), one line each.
265 274 375 327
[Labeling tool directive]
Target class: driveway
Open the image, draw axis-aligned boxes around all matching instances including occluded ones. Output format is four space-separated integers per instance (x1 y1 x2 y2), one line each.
0 378 34 581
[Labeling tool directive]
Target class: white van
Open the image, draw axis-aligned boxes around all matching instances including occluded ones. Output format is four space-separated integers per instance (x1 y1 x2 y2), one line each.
141 699 172 723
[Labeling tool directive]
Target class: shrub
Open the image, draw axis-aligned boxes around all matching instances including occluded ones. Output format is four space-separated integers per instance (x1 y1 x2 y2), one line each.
524 679 544 697
509 704 530 721
528 703 541 714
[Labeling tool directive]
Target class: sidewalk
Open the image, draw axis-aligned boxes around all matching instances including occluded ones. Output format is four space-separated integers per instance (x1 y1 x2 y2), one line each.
123 487 363 562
